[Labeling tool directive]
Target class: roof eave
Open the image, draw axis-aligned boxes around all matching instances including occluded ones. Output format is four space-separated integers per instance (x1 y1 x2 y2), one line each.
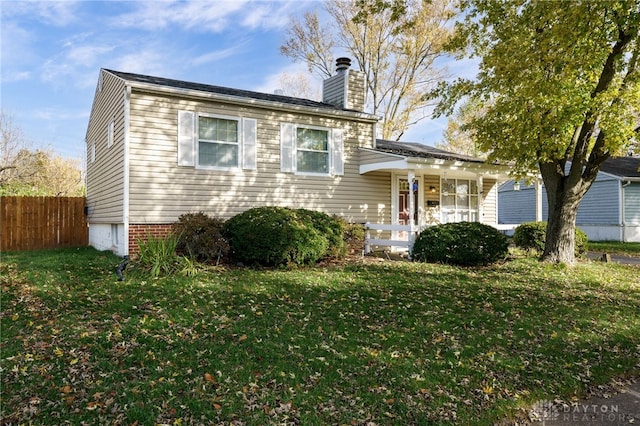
118 76 379 123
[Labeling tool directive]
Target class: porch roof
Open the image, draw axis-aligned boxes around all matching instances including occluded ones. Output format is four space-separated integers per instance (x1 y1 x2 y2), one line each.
360 139 512 180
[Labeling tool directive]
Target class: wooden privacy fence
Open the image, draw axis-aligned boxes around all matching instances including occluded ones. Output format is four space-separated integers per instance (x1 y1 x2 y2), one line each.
1 196 88 251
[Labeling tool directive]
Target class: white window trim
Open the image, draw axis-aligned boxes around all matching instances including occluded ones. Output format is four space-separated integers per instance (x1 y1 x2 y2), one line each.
440 177 480 223
196 113 242 171
294 124 332 177
107 120 114 148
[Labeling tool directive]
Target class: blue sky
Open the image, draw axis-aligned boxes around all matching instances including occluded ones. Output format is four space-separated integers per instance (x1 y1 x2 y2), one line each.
2 0 472 161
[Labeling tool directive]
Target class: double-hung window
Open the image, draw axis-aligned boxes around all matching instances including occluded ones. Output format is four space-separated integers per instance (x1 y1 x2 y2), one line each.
177 110 257 171
198 115 239 169
296 127 329 174
280 123 344 176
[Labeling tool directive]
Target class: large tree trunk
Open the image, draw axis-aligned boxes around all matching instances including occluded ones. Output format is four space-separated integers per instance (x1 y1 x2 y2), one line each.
539 162 590 265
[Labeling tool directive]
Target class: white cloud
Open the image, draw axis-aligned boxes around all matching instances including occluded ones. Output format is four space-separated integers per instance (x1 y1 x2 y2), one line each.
191 45 244 66
112 0 248 32
112 50 169 76
111 0 312 32
1 0 81 26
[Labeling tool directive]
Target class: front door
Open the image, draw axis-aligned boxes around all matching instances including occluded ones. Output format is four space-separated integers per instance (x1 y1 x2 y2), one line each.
396 177 421 240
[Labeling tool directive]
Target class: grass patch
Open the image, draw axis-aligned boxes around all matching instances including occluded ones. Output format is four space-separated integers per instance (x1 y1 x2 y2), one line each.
588 241 640 256
2 248 639 425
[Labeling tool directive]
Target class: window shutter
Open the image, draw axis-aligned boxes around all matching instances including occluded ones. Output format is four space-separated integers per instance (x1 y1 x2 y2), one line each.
280 123 295 173
331 128 344 176
242 118 257 170
177 110 195 166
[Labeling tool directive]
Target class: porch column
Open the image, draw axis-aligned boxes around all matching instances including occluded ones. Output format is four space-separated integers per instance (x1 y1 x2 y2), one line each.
408 170 416 253
535 180 543 222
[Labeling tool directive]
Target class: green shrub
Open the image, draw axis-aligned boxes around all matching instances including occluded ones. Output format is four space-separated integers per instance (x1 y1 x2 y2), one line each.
294 209 347 258
343 221 366 254
224 207 346 267
137 232 181 277
513 221 588 256
412 222 509 266
174 212 229 265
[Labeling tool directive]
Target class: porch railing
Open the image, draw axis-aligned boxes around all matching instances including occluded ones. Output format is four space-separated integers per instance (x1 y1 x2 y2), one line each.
364 223 520 255
364 222 420 255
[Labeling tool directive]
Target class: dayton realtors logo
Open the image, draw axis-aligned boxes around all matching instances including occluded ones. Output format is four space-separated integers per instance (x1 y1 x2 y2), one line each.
530 400 623 424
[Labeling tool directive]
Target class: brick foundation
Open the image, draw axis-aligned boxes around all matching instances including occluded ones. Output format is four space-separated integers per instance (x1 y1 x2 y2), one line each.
128 224 175 257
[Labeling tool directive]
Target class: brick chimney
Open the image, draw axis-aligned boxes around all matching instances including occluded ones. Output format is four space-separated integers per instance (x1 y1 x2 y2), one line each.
322 57 366 112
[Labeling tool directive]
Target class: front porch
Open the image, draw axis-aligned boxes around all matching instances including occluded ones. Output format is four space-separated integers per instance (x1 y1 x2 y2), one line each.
360 140 514 254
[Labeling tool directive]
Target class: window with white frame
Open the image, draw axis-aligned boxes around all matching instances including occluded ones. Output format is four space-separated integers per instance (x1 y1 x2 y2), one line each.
107 120 114 148
441 178 479 223
176 110 257 171
296 127 329 174
198 115 239 168
280 123 343 176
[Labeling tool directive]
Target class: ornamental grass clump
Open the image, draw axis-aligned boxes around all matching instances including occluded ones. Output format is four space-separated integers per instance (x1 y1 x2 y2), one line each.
412 222 509 266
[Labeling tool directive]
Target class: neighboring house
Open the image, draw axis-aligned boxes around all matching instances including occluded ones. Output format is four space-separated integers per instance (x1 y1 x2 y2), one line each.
85 59 511 256
498 156 640 242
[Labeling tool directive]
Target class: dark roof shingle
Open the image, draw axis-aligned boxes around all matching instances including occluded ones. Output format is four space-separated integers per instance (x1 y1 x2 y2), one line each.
104 69 345 111
374 139 486 163
599 155 640 178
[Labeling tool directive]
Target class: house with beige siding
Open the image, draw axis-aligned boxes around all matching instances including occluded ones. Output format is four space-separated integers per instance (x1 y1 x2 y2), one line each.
85 58 511 256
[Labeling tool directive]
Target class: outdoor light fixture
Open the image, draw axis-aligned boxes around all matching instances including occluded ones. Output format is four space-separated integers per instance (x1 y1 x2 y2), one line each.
513 181 521 191
429 186 437 193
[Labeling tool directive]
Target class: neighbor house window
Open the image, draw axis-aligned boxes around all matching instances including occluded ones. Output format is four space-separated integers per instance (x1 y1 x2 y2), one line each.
296 127 329 174
441 179 478 223
198 115 239 169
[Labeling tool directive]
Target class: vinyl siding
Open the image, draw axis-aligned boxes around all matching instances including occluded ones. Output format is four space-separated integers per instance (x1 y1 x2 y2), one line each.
482 179 498 225
499 176 622 225
359 149 401 165
126 90 388 225
624 183 640 225
85 70 126 223
346 70 366 112
575 178 619 224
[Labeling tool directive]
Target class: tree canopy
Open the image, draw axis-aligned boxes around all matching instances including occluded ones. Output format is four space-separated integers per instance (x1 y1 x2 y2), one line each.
430 0 639 264
1 110 84 197
281 0 456 140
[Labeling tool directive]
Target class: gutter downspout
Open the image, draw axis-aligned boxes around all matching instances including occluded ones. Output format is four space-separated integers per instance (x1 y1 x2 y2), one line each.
123 85 131 255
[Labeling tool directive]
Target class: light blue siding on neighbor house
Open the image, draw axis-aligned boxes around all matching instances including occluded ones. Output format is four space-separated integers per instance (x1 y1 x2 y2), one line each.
498 156 640 242
498 183 541 223
575 178 620 225
499 177 622 225
624 183 640 223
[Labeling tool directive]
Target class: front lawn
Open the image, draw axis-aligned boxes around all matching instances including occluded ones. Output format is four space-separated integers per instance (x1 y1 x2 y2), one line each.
1 248 639 425
587 241 640 256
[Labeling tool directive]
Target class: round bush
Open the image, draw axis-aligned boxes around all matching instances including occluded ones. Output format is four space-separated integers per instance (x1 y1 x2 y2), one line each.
513 221 588 256
412 222 509 266
224 207 345 267
174 212 230 264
